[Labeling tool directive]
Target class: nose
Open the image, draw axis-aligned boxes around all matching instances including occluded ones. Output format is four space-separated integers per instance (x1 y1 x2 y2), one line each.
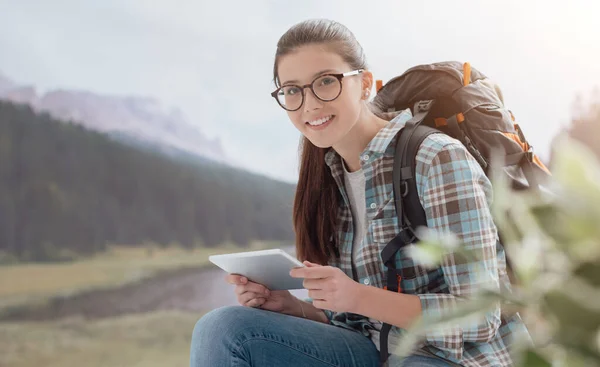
303 88 322 112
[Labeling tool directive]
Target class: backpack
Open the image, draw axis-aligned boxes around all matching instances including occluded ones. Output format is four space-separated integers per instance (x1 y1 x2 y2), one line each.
369 61 551 364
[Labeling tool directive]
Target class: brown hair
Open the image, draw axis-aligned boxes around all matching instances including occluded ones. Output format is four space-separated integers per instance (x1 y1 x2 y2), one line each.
272 19 368 264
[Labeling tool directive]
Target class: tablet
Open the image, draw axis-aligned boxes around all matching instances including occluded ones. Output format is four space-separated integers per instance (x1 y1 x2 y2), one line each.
209 248 306 290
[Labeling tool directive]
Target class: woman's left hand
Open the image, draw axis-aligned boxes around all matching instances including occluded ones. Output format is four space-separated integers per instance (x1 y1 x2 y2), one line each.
289 261 363 313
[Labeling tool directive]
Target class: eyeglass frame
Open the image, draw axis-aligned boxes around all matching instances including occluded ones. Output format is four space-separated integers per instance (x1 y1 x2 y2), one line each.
270 69 364 111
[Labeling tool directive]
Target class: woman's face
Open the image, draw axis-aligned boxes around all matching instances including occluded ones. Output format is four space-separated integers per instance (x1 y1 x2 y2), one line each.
276 44 366 148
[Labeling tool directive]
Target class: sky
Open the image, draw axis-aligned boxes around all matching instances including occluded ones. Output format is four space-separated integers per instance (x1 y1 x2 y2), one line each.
0 0 599 183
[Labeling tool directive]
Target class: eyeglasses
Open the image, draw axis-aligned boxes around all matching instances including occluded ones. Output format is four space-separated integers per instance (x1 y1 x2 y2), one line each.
271 69 363 111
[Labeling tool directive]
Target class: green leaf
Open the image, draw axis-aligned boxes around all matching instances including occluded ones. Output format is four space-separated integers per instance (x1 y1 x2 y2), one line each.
563 343 600 366
395 293 502 358
409 227 467 269
544 288 600 334
392 327 424 359
423 294 501 327
530 203 570 244
551 136 600 200
406 242 446 268
574 262 600 287
520 349 552 367
529 194 600 264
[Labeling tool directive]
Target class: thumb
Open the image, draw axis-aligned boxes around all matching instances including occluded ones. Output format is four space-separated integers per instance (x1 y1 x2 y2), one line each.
303 260 322 267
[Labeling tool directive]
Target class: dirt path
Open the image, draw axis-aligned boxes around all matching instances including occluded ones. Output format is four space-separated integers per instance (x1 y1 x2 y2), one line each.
1 252 307 322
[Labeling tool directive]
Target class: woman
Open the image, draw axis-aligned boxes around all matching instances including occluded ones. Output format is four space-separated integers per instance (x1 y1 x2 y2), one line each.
190 19 526 367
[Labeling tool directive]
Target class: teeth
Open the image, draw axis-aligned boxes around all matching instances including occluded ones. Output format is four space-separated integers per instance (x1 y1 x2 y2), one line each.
308 115 333 126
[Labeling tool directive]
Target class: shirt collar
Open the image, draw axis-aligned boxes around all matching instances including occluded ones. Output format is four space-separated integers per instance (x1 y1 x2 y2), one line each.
324 108 412 168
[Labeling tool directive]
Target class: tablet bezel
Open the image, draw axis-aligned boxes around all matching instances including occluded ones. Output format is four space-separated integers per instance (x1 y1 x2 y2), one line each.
209 248 305 290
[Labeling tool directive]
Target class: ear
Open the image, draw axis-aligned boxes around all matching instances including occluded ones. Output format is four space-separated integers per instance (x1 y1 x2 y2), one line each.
360 70 374 100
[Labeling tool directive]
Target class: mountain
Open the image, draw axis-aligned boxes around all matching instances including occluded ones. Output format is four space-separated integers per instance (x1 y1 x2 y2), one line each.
0 72 17 94
0 100 296 262
0 73 226 164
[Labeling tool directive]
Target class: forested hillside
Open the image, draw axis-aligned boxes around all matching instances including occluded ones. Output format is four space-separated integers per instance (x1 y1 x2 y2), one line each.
0 101 296 261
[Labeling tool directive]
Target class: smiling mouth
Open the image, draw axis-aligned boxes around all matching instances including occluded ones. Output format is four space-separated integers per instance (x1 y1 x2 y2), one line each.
306 115 335 126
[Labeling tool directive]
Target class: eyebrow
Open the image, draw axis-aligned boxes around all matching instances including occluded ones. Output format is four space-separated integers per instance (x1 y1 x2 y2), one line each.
281 69 337 86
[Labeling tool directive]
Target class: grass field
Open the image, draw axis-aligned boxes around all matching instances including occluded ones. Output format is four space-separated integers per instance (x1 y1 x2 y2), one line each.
0 241 287 367
0 310 202 367
0 242 274 310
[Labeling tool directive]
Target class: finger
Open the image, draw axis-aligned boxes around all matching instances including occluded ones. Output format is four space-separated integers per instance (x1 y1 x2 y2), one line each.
308 289 327 300
303 260 322 267
245 297 266 308
239 282 270 296
235 283 270 297
302 278 325 290
290 266 334 279
234 285 249 296
238 291 261 305
230 280 269 297
226 274 248 285
312 299 328 310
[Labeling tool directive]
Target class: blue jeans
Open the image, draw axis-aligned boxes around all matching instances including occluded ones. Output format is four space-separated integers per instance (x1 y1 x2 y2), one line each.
190 305 456 366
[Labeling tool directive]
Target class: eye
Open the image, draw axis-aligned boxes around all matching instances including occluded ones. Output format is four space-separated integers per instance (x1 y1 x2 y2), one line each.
284 86 301 96
318 76 337 86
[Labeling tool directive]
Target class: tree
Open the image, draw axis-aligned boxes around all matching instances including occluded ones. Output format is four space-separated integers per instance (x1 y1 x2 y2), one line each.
0 101 295 262
564 88 600 159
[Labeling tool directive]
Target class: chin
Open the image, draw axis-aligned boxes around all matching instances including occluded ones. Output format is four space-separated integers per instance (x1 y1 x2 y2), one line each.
305 137 334 149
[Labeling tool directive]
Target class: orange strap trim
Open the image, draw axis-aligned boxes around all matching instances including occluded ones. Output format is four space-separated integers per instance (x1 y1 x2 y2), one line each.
376 80 383 92
436 114 464 127
533 156 551 175
463 62 471 86
383 275 403 293
504 132 529 151
434 118 448 127
502 132 551 174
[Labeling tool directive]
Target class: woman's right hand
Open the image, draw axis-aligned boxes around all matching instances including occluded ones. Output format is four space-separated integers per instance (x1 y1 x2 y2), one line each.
226 274 294 313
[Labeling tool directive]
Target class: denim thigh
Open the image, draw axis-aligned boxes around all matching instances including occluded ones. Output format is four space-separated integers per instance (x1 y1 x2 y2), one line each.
190 305 380 367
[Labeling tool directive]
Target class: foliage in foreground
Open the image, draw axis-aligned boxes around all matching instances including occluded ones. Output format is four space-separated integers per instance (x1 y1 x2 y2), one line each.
398 136 600 367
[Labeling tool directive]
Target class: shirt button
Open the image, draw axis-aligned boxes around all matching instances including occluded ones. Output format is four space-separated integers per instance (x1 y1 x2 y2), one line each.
370 203 377 209
363 278 371 285
362 154 370 162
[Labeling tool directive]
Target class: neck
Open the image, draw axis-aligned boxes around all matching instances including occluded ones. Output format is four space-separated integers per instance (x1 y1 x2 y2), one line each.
333 108 388 172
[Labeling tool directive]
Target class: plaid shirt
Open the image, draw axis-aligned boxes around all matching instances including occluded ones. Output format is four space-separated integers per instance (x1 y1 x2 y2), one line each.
321 110 528 366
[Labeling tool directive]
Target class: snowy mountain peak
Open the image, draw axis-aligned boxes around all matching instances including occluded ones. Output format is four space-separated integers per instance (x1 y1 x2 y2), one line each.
0 72 227 163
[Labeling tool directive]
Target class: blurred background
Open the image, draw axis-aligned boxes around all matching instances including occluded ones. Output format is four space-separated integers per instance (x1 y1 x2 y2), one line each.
0 1 598 366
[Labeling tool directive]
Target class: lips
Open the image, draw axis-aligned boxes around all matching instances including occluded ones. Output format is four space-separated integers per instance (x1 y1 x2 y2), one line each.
305 115 335 130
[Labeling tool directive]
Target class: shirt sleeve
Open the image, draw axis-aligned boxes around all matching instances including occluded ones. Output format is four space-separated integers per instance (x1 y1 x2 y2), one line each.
307 298 378 335
416 142 502 361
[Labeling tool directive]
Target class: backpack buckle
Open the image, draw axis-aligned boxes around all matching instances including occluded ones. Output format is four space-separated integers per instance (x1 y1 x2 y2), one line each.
524 150 534 162
515 124 528 144
415 100 434 113
400 181 409 197
398 226 417 245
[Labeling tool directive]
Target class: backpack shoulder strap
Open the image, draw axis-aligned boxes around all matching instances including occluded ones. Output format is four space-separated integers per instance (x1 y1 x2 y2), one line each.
393 119 439 232
379 102 439 365
381 101 435 267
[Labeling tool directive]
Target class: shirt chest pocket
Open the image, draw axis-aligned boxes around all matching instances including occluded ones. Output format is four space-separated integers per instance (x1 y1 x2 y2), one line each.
370 217 438 294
